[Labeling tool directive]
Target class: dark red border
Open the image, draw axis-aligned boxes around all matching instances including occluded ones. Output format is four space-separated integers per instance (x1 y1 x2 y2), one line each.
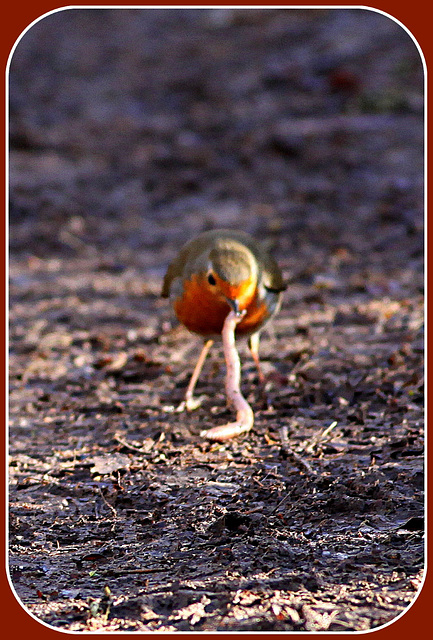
3 3 429 639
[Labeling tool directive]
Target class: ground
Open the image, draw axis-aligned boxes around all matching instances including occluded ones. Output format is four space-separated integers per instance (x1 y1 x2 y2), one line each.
8 7 424 633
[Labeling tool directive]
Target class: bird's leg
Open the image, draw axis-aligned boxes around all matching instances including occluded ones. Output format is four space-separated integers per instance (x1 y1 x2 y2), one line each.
248 331 265 384
249 331 287 395
201 311 254 441
248 330 272 408
177 339 213 411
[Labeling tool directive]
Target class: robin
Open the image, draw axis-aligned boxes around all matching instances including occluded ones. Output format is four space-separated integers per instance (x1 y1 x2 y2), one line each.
162 229 286 419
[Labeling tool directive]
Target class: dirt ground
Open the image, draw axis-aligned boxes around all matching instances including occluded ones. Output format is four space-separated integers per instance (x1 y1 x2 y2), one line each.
8 8 424 633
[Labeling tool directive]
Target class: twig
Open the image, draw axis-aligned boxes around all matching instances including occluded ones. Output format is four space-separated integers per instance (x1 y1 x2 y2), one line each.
319 420 338 440
98 488 117 519
279 425 317 476
114 432 148 454
304 420 338 454
270 491 295 515
98 567 167 576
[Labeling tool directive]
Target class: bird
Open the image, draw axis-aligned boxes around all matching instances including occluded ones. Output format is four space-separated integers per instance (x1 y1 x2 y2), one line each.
161 229 286 413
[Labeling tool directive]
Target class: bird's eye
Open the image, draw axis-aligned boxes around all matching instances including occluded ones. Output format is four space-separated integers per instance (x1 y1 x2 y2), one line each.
207 273 216 286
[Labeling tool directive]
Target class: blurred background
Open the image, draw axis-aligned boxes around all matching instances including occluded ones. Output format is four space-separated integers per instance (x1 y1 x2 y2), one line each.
9 7 424 284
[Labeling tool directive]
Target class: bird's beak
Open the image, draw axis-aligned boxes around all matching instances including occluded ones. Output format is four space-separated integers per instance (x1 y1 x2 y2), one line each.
226 298 242 317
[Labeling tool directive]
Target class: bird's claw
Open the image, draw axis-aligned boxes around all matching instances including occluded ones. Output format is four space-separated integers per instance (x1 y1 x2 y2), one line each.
176 395 208 412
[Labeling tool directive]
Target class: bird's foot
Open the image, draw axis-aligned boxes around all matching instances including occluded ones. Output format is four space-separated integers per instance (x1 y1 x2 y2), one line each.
176 394 208 412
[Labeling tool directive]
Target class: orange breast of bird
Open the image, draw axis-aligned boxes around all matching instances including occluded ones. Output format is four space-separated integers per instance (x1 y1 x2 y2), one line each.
174 274 270 337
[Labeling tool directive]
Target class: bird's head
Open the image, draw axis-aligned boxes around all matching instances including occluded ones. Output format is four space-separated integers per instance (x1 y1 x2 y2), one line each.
204 241 258 315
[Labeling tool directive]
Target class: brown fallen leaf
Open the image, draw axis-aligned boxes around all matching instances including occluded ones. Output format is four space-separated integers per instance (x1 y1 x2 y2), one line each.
90 453 131 475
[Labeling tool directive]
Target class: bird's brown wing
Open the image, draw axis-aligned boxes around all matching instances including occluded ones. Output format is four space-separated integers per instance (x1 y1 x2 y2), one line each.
260 252 287 292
